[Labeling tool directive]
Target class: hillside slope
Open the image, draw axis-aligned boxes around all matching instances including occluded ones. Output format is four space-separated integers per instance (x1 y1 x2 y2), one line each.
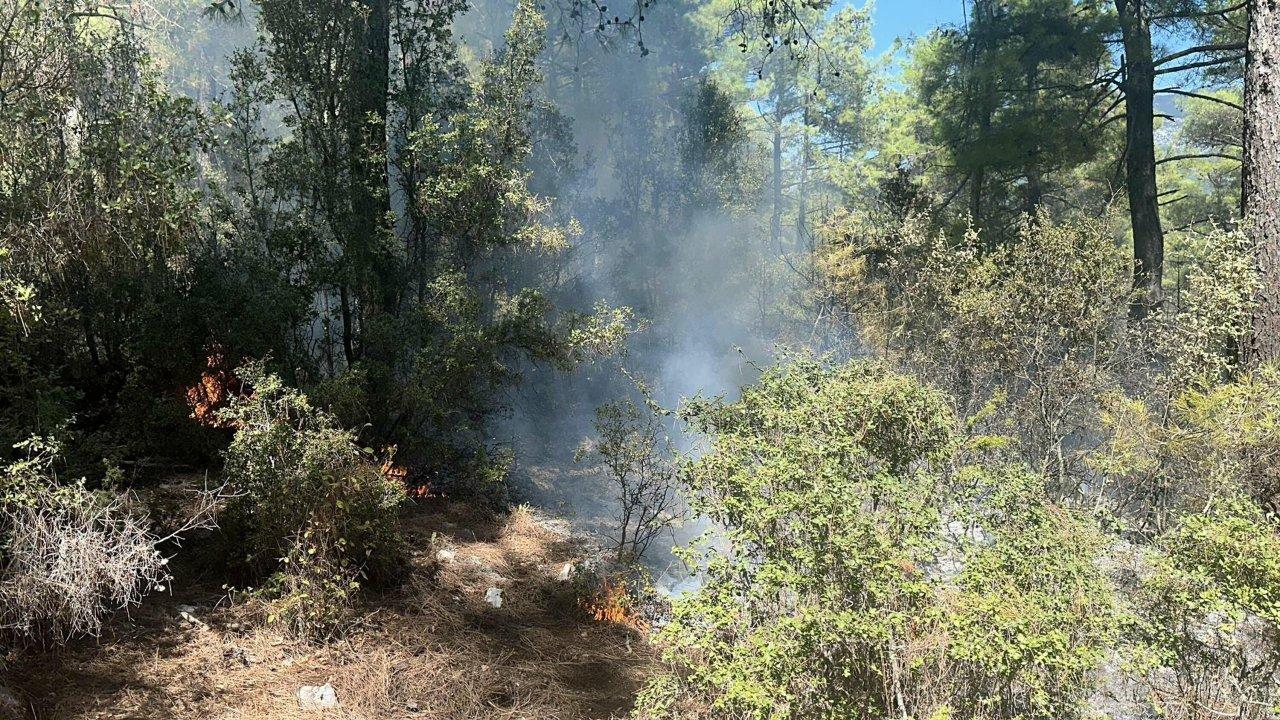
4 500 653 719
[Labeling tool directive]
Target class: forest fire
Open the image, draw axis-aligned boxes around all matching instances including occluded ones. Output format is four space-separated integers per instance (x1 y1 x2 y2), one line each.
185 348 240 427
381 460 435 498
580 578 647 633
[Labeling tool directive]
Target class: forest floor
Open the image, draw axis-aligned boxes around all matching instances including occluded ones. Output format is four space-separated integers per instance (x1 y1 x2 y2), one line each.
3 496 654 720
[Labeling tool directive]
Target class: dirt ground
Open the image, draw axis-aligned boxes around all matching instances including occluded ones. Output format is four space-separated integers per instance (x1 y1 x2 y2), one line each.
3 499 654 720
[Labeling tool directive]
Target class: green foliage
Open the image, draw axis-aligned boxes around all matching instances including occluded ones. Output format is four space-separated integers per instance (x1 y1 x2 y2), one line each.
947 470 1118 718
1089 367 1280 715
912 0 1113 229
1126 499 1280 717
1157 225 1258 389
1159 498 1280 625
219 362 405 636
639 359 955 719
1159 91 1244 233
0 2 214 465
638 358 1117 719
1092 365 1280 520
817 211 1135 489
257 527 363 642
694 0 876 248
240 0 627 486
0 436 75 513
575 393 681 564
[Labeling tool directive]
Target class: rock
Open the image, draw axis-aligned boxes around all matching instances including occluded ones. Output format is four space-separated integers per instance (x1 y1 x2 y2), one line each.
483 587 503 608
224 645 255 667
178 610 207 629
297 683 339 711
557 562 574 582
175 604 198 614
435 548 456 563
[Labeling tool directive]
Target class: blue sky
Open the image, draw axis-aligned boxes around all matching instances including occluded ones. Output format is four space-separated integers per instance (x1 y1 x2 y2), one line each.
865 0 967 53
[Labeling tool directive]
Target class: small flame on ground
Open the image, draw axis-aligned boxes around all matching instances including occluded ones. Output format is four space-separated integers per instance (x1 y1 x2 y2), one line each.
580 578 647 633
381 460 436 499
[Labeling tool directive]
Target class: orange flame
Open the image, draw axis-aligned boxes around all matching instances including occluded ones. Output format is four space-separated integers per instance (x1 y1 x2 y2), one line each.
580 578 647 632
380 460 408 482
380 461 436 498
185 348 240 427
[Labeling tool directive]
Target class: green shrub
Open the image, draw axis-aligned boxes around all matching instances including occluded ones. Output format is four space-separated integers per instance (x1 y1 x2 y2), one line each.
1125 497 1280 719
575 393 681 564
1100 368 1280 718
257 527 362 642
635 358 1118 720
946 469 1118 718
219 361 405 638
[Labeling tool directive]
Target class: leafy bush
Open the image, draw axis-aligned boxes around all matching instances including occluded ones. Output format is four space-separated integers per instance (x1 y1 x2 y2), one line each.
219 362 405 638
635 358 1118 720
1097 368 1280 717
815 212 1135 497
575 393 682 564
1156 227 1259 390
946 469 1118 718
257 528 362 642
1126 497 1280 719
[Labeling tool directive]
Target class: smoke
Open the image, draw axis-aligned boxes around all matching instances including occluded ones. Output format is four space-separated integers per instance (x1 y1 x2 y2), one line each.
144 0 796 568
466 0 804 571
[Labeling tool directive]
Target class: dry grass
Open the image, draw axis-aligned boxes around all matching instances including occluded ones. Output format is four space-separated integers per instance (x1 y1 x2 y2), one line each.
4 499 654 719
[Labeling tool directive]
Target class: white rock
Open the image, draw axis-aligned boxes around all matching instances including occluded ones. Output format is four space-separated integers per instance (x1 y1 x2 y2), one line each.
483 587 503 608
557 563 574 582
178 610 207 629
436 548 456 563
297 683 339 710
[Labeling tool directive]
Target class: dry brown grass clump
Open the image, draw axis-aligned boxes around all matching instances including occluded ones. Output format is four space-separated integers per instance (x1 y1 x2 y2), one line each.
4 499 654 719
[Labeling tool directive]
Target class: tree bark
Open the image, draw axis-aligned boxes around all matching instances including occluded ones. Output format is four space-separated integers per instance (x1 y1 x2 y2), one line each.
1025 65 1044 213
349 0 394 317
967 0 997 230
1246 0 1280 365
339 284 356 366
797 99 810 249
1117 0 1165 320
771 80 784 252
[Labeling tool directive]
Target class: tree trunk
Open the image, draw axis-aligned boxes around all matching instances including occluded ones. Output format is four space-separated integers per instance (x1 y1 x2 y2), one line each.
797 99 810 250
1025 65 1044 213
1246 0 1280 365
771 81 784 252
968 0 997 230
1117 0 1165 320
349 0 393 316
339 284 356 366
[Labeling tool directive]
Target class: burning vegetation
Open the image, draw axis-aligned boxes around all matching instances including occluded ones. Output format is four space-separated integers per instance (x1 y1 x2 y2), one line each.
580 577 648 633
381 459 435 498
185 348 240 427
